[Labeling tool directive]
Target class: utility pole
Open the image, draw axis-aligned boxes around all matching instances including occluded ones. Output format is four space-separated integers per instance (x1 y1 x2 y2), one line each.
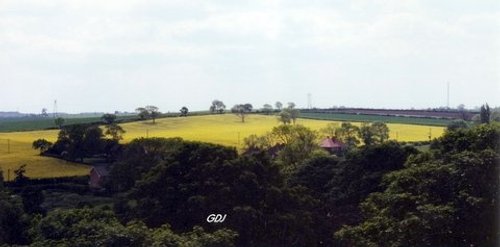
307 93 312 109
53 99 58 118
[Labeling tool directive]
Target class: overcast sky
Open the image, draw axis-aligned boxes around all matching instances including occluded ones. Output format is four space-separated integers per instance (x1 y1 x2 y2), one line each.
0 0 499 113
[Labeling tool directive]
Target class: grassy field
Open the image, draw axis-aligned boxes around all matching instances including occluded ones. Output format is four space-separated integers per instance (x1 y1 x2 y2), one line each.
0 114 445 180
0 115 138 132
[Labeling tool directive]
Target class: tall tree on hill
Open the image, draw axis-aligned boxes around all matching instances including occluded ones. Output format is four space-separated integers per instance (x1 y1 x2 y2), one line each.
275 101 283 111
135 107 149 120
180 106 189 117
262 104 273 115
210 100 226 114
41 108 49 117
480 103 491 124
231 104 253 122
145 105 160 124
280 102 299 124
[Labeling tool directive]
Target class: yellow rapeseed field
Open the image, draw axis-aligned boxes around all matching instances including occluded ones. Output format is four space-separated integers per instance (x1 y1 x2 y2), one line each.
0 114 445 180
0 130 90 181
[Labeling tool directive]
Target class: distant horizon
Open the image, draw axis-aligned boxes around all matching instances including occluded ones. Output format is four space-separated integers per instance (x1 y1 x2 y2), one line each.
0 103 492 116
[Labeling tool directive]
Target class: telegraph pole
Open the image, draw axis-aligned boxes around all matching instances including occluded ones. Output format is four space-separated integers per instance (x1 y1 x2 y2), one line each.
307 93 312 109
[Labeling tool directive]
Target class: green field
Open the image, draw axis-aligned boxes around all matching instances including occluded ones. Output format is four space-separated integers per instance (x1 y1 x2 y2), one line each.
0 115 138 132
0 114 445 180
300 112 454 126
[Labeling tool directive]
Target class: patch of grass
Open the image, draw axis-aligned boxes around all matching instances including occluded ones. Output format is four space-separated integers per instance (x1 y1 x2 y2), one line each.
0 115 138 132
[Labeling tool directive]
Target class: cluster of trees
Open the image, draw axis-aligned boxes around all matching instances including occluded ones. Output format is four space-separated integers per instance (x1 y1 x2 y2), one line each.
278 102 300 124
33 114 126 162
320 121 390 148
210 100 226 114
107 138 321 246
244 125 325 172
211 100 300 124
136 106 160 124
336 123 500 246
231 103 252 122
0 181 237 246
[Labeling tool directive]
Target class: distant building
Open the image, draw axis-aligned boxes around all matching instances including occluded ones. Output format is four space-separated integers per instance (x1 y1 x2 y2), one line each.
89 166 110 189
319 137 346 155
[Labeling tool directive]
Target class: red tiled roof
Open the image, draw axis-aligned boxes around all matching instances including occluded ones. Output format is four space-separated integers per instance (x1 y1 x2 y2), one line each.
320 138 344 148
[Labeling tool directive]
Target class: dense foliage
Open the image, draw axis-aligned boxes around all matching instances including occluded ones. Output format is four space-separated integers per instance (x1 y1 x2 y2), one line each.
336 123 500 246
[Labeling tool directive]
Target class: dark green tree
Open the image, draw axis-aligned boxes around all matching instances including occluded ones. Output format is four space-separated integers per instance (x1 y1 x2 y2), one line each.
359 123 374 146
275 101 283 111
278 110 292 124
371 121 389 143
14 164 29 186
231 103 253 122
101 113 117 124
480 103 491 124
53 124 105 162
336 122 360 148
32 139 53 155
336 124 500 247
180 106 189 117
210 100 226 114
135 107 149 120
261 104 273 115
104 124 126 141
0 190 30 245
145 105 160 124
